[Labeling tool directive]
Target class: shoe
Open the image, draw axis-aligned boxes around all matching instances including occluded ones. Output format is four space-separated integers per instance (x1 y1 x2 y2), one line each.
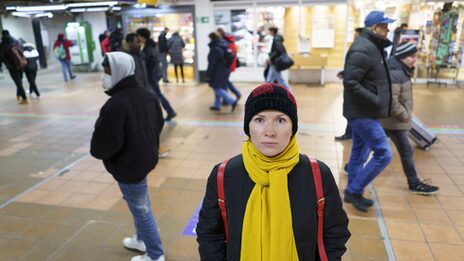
335 134 352 141
159 146 171 158
231 101 238 112
131 254 165 261
71 75 76 80
163 80 170 83
16 96 21 101
123 235 146 252
165 112 177 121
343 189 370 212
18 99 28 105
409 180 439 195
209 106 220 111
342 164 348 176
236 94 242 102
221 100 228 106
344 189 373 207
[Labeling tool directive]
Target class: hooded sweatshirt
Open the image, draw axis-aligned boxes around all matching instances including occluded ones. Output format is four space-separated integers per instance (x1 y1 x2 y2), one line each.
91 51 164 183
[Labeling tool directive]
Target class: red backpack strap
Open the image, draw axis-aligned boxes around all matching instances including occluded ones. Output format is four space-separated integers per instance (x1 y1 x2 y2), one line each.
306 155 328 261
217 159 229 242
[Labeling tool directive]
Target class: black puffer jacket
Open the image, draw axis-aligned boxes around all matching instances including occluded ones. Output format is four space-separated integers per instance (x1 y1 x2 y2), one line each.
269 34 286 63
0 35 21 70
343 29 392 120
197 154 350 261
90 75 164 184
142 39 162 84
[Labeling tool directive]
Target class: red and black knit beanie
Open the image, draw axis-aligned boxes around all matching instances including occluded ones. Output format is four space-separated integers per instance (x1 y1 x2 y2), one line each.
244 83 298 136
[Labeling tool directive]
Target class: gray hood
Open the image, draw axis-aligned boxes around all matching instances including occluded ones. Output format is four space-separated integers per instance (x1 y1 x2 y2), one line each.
106 52 135 88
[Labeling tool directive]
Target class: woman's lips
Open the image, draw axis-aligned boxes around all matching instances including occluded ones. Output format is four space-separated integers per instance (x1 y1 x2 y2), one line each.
261 142 277 147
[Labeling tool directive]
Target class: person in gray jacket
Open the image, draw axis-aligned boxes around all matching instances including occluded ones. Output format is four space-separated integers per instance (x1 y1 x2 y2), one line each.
381 42 439 195
167 32 185 83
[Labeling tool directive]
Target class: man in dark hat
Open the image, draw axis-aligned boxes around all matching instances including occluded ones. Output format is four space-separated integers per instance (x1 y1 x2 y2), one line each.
342 11 396 212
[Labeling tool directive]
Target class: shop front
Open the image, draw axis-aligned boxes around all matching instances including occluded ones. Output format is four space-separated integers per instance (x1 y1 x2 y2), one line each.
122 5 196 82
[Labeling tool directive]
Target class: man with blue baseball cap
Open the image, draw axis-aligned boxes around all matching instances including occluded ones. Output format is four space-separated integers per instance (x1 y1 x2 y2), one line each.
342 11 396 212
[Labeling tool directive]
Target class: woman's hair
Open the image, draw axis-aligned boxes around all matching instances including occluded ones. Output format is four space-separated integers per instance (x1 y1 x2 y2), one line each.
268 26 278 34
125 33 138 44
136 28 151 40
209 32 220 42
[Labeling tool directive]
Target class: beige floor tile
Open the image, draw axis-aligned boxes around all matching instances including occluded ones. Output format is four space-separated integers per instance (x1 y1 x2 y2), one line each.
406 194 442 209
385 221 425 241
70 171 99 182
39 191 73 205
347 236 387 258
434 183 463 197
381 206 418 223
21 221 60 240
17 190 50 203
40 179 67 191
429 243 464 261
78 183 110 195
0 237 38 260
420 223 463 244
414 208 452 225
59 193 96 208
437 196 464 210
55 180 88 193
449 174 464 185
391 240 434 261
447 210 464 227
85 195 120 210
92 173 115 183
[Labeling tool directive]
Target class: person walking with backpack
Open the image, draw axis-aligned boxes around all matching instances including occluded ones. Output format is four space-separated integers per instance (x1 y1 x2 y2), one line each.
197 83 350 261
91 52 165 261
381 42 439 195
266 26 291 90
217 27 242 101
21 39 41 99
0 30 28 104
343 11 395 212
167 32 185 83
206 32 237 112
53 33 76 82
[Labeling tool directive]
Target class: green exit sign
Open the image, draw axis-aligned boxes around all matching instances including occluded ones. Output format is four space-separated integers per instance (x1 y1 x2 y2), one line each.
198 16 209 23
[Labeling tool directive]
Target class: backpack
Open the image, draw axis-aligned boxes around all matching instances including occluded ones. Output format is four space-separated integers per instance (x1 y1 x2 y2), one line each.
10 45 27 70
216 155 329 261
54 44 66 60
222 47 235 68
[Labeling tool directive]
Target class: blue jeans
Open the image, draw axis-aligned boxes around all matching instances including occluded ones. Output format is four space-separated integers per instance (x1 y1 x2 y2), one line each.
59 59 74 81
213 87 235 108
385 129 420 185
118 178 164 260
347 119 392 194
266 64 290 90
160 52 169 82
226 80 241 98
152 77 175 116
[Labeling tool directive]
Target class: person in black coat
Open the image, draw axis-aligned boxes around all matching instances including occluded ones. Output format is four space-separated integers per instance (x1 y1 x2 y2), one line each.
90 52 165 261
206 32 237 112
342 11 395 212
20 39 41 99
197 83 350 261
137 28 177 121
125 33 152 95
265 26 291 90
0 30 28 104
158 27 170 83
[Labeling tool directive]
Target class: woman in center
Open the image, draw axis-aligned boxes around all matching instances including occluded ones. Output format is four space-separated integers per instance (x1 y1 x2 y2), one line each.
197 83 350 261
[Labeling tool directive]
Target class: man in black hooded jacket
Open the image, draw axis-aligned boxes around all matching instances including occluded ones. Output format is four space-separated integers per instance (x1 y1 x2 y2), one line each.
342 11 395 212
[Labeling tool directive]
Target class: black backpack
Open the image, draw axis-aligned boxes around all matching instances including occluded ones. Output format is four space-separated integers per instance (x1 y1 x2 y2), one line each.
222 47 234 67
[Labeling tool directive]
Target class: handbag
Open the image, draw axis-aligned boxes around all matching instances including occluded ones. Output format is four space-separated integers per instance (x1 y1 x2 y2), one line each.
274 52 294 71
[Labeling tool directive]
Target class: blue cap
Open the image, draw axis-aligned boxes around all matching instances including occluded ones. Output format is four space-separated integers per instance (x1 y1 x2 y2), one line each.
364 11 396 27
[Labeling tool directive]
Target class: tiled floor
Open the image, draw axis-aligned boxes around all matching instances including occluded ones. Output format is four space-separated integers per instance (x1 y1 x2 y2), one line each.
0 63 464 260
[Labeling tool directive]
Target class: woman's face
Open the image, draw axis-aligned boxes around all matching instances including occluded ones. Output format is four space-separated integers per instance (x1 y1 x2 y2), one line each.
249 110 293 157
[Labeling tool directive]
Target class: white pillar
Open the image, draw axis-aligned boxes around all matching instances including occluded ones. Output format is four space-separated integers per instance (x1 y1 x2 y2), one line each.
194 0 214 73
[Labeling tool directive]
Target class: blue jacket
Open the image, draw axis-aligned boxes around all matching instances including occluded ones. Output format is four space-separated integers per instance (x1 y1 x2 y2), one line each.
207 39 230 89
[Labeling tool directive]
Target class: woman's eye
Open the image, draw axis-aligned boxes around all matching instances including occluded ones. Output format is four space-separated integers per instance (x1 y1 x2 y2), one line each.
254 118 264 123
276 118 286 124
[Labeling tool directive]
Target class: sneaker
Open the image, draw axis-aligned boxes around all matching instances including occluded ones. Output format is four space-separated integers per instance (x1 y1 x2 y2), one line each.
209 106 220 111
231 100 238 112
165 112 177 122
123 235 146 252
335 134 352 141
131 254 165 261
71 75 76 80
344 189 373 207
18 99 28 105
409 180 439 195
343 189 370 212
159 146 171 158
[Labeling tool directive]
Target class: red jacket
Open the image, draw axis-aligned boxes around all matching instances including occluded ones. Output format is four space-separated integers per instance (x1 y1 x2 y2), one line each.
223 34 237 72
101 36 111 55
53 39 74 61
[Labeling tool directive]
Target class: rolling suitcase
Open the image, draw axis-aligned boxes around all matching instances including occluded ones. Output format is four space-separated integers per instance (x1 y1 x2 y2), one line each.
408 115 437 150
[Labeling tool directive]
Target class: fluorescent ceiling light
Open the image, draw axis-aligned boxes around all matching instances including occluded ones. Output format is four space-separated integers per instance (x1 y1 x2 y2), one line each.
134 4 146 8
112 6 122 11
6 6 16 10
34 12 54 18
70 7 109 13
12 12 31 18
67 22 81 27
68 1 118 8
16 5 66 12
70 8 86 12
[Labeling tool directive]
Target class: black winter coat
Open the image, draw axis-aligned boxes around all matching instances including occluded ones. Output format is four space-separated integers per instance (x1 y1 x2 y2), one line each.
90 75 164 184
197 154 350 261
0 35 21 71
158 31 169 53
343 29 392 120
207 39 230 89
127 51 152 94
269 34 286 63
142 39 162 84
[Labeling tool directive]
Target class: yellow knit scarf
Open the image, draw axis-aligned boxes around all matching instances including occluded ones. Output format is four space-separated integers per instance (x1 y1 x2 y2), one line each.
240 136 300 261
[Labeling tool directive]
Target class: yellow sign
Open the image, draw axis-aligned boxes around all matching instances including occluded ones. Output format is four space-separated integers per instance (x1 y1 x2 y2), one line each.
137 0 157 5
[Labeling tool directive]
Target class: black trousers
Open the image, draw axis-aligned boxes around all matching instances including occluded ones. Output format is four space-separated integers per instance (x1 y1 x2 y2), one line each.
25 69 40 97
174 63 184 82
8 69 27 100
